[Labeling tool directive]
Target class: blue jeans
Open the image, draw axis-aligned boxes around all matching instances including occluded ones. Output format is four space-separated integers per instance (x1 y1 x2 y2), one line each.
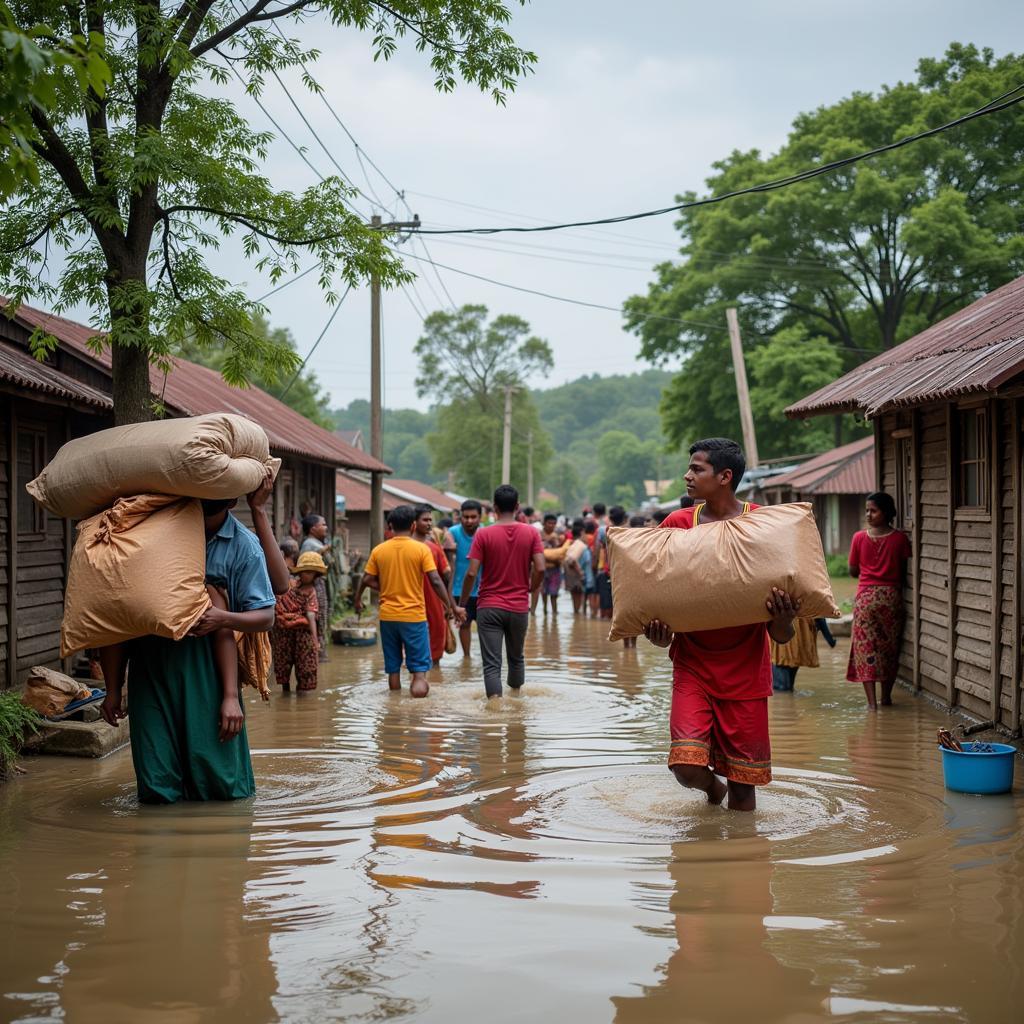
380 620 432 674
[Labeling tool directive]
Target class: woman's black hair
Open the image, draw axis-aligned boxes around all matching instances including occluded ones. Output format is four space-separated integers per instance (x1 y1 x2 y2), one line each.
866 491 897 524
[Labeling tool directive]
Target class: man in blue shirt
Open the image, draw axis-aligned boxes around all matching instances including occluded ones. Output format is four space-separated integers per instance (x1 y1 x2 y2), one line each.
447 499 484 657
100 478 286 803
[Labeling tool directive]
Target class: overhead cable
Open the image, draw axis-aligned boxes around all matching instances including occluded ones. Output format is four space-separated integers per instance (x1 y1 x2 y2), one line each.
410 85 1024 235
278 283 353 398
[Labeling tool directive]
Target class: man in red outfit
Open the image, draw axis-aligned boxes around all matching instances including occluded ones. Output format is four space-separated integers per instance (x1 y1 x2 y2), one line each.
644 438 799 812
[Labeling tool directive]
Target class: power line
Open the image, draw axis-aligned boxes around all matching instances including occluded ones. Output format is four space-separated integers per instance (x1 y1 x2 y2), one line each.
389 247 727 332
411 85 1024 236
279 283 353 398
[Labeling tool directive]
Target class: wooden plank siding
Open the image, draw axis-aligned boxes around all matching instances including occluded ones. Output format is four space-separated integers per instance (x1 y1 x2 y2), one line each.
880 397 1023 735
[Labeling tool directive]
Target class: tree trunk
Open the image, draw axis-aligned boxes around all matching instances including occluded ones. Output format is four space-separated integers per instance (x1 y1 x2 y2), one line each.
105 243 155 423
110 342 154 424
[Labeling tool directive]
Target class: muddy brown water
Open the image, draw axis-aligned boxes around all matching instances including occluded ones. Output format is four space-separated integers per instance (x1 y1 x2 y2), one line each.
2 606 1022 1023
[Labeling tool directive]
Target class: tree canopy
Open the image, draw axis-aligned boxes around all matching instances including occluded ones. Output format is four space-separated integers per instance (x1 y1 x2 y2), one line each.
176 314 334 427
0 1 535 423
624 44 1024 458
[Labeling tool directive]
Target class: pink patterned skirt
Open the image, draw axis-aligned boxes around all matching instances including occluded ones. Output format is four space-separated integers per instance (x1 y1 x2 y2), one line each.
846 585 904 683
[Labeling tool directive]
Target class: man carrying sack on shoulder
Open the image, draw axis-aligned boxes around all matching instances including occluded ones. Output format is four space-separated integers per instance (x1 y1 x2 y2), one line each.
644 438 800 813
100 475 288 804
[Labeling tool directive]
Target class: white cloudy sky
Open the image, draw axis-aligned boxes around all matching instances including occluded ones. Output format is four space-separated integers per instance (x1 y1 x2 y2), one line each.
78 1 1024 410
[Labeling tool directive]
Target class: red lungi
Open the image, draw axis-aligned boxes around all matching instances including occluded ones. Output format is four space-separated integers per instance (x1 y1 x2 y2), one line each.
668 669 772 786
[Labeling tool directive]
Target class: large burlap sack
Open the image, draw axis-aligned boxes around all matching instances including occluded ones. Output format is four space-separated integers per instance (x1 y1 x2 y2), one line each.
27 413 281 520
606 502 839 641
23 666 93 717
61 494 210 656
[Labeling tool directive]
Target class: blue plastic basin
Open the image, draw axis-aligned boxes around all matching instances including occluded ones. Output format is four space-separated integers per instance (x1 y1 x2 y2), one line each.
939 742 1017 794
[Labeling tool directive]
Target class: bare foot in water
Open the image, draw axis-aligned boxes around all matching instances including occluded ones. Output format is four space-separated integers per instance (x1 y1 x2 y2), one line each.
707 776 727 805
410 673 429 698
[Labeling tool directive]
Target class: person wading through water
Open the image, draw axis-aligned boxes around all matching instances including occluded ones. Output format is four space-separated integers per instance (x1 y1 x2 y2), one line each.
644 439 799 812
458 485 545 699
99 472 289 804
448 499 483 657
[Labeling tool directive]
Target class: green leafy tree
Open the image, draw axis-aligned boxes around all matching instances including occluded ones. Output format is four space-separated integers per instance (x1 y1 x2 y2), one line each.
0 1 110 198
747 328 847 456
331 399 438 479
587 429 660 509
176 314 333 427
0 2 535 423
415 304 554 494
428 393 552 498
625 44 1024 456
415 304 554 410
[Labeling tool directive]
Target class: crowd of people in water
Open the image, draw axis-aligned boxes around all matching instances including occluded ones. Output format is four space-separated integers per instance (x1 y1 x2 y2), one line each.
102 436 911 812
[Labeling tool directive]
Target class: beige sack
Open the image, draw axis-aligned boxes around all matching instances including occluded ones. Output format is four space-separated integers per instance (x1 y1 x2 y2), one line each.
23 666 93 717
61 494 210 656
606 502 839 641
28 413 281 520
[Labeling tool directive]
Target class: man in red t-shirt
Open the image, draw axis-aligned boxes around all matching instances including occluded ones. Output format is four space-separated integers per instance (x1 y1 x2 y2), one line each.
644 438 799 812
458 484 545 698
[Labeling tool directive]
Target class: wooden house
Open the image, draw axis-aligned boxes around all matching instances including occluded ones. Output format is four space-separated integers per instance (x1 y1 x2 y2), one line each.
787 275 1024 736
0 301 390 687
761 436 875 555
335 470 403 560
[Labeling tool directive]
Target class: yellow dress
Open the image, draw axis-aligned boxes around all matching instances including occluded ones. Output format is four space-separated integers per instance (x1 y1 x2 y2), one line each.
770 617 819 669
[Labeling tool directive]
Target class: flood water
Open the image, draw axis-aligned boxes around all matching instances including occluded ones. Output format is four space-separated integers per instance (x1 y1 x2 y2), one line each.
2 599 1023 1023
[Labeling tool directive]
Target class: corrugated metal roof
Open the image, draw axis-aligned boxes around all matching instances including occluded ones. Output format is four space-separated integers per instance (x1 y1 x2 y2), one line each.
765 435 874 496
7 301 390 472
787 275 1024 419
385 479 461 511
0 341 112 409
336 471 403 514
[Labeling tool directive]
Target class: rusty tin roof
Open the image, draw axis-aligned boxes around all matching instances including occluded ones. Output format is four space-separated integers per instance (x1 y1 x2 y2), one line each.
6 302 390 472
787 275 1024 419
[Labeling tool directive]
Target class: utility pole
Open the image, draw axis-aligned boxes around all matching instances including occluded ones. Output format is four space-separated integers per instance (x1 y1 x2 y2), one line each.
527 429 534 507
725 307 760 469
369 212 421 549
501 384 515 484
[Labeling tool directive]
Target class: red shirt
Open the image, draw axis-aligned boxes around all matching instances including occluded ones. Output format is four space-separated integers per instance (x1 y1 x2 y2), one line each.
658 502 771 700
849 530 910 589
469 522 544 613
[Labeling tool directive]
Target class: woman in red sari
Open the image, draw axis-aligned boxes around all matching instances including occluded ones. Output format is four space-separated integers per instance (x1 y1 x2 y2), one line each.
414 505 453 666
846 491 912 710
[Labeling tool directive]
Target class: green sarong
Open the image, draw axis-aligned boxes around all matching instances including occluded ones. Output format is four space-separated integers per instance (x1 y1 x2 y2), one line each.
127 634 255 804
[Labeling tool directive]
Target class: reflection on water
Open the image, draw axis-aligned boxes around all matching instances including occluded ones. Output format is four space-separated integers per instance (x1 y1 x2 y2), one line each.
1 612 1022 1022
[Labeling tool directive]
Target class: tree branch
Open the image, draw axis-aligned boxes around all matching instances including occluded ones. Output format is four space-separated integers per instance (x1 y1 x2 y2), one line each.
189 1 274 59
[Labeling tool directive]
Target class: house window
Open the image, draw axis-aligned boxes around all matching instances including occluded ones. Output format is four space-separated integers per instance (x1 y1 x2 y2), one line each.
17 427 47 535
895 435 913 529
956 406 988 510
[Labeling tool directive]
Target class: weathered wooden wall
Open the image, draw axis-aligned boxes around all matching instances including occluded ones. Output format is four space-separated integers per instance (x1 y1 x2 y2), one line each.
0 399 105 687
879 398 1023 733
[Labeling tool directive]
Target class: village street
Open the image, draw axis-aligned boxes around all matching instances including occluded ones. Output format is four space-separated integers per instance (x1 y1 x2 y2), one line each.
2 604 1023 1022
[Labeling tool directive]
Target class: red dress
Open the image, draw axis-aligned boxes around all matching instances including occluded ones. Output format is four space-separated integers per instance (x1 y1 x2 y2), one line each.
422 540 449 663
658 502 772 786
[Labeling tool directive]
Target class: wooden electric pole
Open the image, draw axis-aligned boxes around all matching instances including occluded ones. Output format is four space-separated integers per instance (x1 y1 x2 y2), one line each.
725 307 760 469
527 429 534 507
369 213 420 549
500 385 516 485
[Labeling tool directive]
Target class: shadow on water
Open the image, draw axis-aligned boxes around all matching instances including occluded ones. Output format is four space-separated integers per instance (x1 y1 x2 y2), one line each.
1 608 1023 1022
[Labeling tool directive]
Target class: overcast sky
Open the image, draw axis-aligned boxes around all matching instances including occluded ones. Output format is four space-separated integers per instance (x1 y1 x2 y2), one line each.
132 2 1024 410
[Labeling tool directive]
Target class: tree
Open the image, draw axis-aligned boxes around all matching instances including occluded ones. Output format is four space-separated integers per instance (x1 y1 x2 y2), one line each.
625 44 1024 453
746 328 847 456
415 304 555 494
176 314 333 427
415 304 553 409
0 3 536 423
587 429 660 509
0 1 110 198
428 392 553 498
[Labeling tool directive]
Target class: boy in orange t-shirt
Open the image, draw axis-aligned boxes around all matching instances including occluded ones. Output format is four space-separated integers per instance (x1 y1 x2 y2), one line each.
355 505 463 698
644 438 799 812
